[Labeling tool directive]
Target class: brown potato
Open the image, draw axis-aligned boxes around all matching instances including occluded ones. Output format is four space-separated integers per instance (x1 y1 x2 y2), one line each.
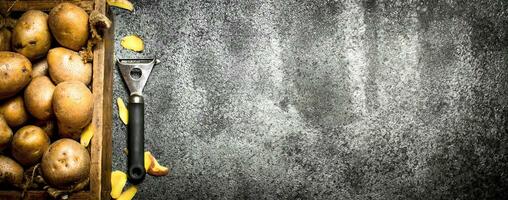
48 3 89 51
11 125 50 166
0 96 29 128
41 139 90 189
24 76 55 120
53 81 93 139
32 58 48 78
48 47 91 85
0 28 11 51
34 119 57 138
57 122 82 141
11 10 51 60
0 155 23 186
0 51 32 100
0 115 12 151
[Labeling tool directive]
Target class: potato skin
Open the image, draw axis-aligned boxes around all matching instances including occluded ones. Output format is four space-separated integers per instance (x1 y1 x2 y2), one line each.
24 76 55 120
32 58 48 78
48 3 89 51
57 122 82 141
48 47 91 85
0 28 11 51
0 155 23 186
53 81 93 139
0 51 32 100
41 139 90 189
11 125 50 166
0 96 29 128
0 115 12 151
34 119 56 138
11 10 51 60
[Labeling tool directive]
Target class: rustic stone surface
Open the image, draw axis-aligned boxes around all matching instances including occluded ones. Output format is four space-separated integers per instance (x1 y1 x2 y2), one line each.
112 0 508 199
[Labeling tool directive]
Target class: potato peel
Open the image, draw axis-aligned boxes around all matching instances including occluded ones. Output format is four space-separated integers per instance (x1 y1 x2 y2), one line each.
110 170 127 199
117 185 137 200
80 123 93 147
126 150 170 177
117 97 128 125
121 35 144 52
145 151 170 177
144 151 152 171
107 0 134 11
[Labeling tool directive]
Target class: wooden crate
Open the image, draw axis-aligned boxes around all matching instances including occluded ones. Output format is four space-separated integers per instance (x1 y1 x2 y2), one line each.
0 0 114 199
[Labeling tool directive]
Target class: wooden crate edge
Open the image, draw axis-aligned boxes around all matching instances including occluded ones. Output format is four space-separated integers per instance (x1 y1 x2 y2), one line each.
90 0 113 199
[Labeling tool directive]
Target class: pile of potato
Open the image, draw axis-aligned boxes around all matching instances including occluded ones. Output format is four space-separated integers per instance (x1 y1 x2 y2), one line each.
0 3 94 194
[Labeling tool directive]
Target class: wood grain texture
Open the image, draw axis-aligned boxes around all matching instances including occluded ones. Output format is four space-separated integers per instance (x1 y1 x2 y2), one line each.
0 191 89 200
0 0 94 13
90 0 114 199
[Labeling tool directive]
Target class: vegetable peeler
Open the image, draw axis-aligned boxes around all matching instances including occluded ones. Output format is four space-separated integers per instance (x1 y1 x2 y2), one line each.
117 58 157 184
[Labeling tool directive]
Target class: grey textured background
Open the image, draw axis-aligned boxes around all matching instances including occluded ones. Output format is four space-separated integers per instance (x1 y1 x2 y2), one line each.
111 0 508 199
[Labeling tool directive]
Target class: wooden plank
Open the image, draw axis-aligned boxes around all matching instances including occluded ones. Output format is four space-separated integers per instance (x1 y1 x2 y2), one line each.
0 0 94 12
0 191 90 200
90 0 113 199
0 191 20 200
100 10 114 200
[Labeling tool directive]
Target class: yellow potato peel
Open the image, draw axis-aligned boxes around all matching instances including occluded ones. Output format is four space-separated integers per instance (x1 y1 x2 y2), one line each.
117 97 128 125
116 185 138 200
144 151 152 171
107 0 134 11
110 170 128 199
125 150 170 176
121 35 144 52
80 123 93 147
145 151 170 177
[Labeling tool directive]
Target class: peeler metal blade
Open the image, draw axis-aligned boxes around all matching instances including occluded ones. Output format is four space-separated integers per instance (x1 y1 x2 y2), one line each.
117 58 156 95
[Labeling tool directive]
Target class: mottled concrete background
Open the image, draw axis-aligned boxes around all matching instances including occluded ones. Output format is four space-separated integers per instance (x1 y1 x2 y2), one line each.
111 0 508 199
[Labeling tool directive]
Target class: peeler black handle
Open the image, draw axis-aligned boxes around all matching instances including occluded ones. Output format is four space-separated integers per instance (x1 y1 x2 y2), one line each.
127 94 146 184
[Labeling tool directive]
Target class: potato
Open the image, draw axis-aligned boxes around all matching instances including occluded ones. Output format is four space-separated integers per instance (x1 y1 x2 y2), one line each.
53 81 93 139
0 28 11 51
57 122 82 141
0 115 12 151
0 96 29 128
41 139 90 189
11 125 50 166
34 119 57 138
47 47 91 85
0 51 32 100
32 58 48 78
11 10 51 60
48 3 89 51
0 155 23 186
24 76 55 120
